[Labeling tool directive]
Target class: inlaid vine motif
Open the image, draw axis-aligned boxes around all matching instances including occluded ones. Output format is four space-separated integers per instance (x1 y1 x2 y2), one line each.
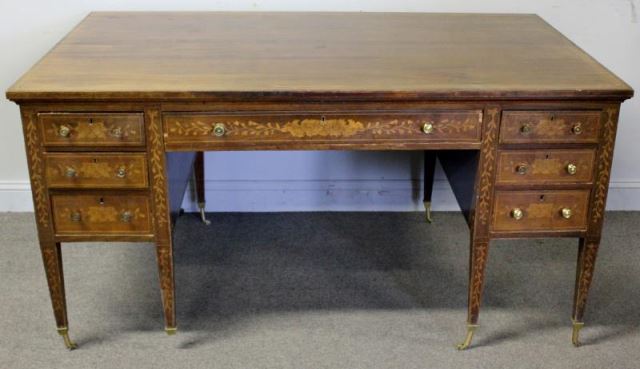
147 111 169 228
574 241 599 317
475 108 499 228
469 240 489 320
23 111 49 228
166 115 479 139
590 107 618 228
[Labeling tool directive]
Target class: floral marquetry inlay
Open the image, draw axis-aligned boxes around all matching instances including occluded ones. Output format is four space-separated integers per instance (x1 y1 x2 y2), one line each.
475 108 499 229
23 112 50 228
164 112 482 142
591 107 619 228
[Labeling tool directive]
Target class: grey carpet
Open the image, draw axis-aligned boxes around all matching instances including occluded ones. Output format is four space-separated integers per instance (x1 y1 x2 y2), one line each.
1 211 639 369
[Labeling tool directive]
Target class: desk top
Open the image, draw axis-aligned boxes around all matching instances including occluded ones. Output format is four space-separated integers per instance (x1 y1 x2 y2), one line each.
6 12 633 102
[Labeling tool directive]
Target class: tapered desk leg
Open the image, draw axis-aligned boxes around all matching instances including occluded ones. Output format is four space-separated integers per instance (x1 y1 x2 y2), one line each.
423 151 437 223
147 109 177 335
41 241 77 350
570 238 600 347
193 152 210 225
456 107 500 350
21 108 78 349
457 238 490 350
568 106 619 347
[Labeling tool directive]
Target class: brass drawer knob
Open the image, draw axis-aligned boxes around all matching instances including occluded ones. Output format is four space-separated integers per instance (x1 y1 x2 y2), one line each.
571 123 583 135
58 125 71 137
510 208 524 220
116 166 127 178
65 167 77 178
212 123 226 137
110 127 124 138
422 122 434 134
561 208 573 219
566 163 577 175
515 164 528 175
120 211 133 223
520 123 532 135
70 211 82 222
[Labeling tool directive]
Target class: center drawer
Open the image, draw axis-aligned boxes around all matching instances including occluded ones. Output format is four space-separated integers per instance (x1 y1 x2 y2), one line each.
163 110 483 148
45 153 148 189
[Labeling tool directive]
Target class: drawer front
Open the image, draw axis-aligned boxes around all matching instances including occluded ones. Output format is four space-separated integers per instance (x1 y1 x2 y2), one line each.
45 153 148 189
492 190 590 232
51 194 152 235
500 111 600 144
163 110 483 146
496 149 595 185
40 113 145 147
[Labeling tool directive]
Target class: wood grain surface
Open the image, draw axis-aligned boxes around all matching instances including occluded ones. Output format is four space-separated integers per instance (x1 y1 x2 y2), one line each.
5 12 633 101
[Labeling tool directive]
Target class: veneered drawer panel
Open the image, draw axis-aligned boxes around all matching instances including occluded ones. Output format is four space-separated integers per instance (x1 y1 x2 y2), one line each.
39 113 145 147
500 111 600 144
496 149 596 185
45 153 148 189
163 110 483 146
51 194 152 235
492 190 590 232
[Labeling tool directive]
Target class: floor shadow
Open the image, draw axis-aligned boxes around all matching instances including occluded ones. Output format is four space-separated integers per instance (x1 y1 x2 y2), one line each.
110 212 640 348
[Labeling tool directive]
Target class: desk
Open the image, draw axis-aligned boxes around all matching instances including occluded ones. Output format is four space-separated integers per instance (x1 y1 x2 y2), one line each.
6 12 633 350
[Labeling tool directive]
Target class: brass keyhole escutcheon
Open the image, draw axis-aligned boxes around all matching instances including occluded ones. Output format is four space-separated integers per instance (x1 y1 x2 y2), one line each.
212 123 226 137
422 122 434 134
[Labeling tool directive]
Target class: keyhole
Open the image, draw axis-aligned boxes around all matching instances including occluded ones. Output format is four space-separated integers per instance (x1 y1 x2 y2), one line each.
320 115 326 124
545 154 550 159
539 195 545 202
93 158 98 163
99 197 105 205
89 118 94 125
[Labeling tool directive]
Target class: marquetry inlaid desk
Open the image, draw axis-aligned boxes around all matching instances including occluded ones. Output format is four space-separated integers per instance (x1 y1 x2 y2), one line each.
6 12 633 350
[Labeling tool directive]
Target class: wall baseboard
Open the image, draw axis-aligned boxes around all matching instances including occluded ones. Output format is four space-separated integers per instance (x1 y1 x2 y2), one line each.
0 181 37 212
3 179 640 213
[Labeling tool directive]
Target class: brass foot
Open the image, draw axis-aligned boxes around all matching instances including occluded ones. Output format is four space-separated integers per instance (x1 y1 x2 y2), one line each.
198 203 211 225
456 324 478 350
165 327 177 336
571 320 584 347
423 201 433 223
57 327 78 350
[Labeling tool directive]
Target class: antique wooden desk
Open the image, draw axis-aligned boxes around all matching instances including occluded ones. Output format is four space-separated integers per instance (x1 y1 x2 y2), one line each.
6 12 633 350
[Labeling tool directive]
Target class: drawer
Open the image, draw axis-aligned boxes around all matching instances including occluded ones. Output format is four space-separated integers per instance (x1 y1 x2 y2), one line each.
45 153 148 189
51 194 152 235
39 113 145 147
496 149 595 185
163 110 483 147
500 110 600 144
491 190 590 233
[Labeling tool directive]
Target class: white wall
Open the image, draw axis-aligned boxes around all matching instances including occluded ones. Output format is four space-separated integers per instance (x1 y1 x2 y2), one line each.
1 0 639 212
